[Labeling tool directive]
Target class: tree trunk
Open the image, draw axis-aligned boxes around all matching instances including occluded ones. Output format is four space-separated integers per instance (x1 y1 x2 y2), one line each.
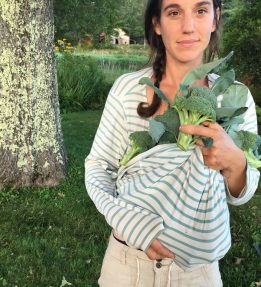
0 0 67 188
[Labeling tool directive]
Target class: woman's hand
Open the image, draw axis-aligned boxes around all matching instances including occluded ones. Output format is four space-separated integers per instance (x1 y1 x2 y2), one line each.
146 239 175 260
179 121 247 196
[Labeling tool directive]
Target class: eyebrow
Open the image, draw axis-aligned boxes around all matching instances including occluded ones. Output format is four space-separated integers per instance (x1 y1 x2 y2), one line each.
163 1 212 12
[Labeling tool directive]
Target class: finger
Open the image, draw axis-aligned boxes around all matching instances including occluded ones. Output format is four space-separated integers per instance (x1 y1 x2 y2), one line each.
201 121 223 131
179 124 216 138
146 247 162 260
150 239 175 259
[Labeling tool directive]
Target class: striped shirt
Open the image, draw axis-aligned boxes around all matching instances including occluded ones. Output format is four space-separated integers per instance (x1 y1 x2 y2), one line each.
85 67 260 269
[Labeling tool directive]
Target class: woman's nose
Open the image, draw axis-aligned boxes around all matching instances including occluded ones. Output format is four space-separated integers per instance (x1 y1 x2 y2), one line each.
182 14 196 34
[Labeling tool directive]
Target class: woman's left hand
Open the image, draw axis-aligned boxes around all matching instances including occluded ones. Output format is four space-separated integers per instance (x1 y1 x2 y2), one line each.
179 121 246 174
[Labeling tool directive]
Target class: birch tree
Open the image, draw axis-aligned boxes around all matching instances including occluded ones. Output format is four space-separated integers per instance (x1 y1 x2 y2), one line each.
0 0 67 188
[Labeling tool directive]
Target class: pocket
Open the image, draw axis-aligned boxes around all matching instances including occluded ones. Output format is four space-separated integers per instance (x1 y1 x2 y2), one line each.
98 251 137 287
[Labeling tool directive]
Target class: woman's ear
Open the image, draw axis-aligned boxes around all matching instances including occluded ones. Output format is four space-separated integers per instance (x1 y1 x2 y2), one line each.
212 7 220 32
153 17 161 35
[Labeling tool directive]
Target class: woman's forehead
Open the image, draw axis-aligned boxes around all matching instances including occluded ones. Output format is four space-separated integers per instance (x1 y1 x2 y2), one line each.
161 0 213 9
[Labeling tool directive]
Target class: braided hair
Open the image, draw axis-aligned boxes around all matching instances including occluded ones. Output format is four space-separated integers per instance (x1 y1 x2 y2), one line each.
137 0 222 118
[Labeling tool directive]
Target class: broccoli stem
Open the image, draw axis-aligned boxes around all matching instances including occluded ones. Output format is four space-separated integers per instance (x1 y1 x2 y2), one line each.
120 147 140 166
177 133 193 151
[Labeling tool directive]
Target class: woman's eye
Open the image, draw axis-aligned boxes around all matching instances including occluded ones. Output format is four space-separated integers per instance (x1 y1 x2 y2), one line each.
168 10 179 17
197 8 208 14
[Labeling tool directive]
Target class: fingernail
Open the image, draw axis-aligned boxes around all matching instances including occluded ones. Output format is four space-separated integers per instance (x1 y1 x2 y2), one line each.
179 125 183 130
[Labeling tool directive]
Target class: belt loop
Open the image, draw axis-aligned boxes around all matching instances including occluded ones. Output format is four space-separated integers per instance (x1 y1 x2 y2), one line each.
120 246 127 264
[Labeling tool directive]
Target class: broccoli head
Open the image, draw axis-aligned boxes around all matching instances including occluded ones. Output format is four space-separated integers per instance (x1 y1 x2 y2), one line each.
173 86 217 151
120 131 156 166
237 130 261 168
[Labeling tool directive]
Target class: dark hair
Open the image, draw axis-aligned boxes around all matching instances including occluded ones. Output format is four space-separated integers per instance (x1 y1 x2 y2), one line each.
137 0 222 118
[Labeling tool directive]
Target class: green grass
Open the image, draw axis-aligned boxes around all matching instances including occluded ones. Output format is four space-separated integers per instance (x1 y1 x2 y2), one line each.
0 111 260 287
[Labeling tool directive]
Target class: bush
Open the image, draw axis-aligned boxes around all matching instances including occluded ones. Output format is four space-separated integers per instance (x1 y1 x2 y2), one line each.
56 54 111 113
221 0 261 87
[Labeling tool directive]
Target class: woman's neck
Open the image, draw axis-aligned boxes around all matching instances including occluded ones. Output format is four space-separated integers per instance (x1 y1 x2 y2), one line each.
163 54 203 88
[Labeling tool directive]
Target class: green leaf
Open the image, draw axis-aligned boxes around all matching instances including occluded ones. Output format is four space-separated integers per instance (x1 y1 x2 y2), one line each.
220 117 245 128
211 69 235 96
149 119 166 142
216 107 247 119
139 77 170 104
221 83 248 108
232 107 248 117
158 131 177 144
228 129 243 148
154 108 180 136
180 51 234 87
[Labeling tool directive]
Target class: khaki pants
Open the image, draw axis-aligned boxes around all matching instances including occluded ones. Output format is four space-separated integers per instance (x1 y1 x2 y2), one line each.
98 233 223 287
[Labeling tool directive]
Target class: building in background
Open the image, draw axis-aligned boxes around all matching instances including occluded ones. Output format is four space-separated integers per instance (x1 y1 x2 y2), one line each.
111 28 130 45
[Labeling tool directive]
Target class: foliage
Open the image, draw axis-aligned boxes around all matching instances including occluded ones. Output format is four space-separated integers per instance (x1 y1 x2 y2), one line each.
56 54 111 113
53 0 119 45
53 0 147 46
55 38 74 53
115 0 146 40
221 0 261 93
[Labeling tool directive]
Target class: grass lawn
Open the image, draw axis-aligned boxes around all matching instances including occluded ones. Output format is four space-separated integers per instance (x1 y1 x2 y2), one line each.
0 110 260 287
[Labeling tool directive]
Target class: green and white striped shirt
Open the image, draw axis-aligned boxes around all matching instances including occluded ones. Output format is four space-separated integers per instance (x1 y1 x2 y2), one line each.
85 68 260 269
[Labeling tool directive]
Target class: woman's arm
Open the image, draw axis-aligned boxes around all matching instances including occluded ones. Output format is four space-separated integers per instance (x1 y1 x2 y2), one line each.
85 76 165 251
179 88 260 205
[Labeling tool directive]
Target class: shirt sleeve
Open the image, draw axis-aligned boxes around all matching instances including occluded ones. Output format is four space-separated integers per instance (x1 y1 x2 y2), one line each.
226 88 260 206
84 77 164 251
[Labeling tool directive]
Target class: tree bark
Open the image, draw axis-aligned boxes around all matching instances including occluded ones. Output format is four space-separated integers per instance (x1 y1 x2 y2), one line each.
0 0 67 188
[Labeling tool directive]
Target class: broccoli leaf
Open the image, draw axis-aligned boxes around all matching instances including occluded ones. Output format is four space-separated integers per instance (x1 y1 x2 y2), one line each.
180 51 234 87
219 117 244 128
158 131 177 144
216 107 248 119
139 77 170 104
149 119 166 142
221 83 248 109
211 69 235 96
154 108 180 136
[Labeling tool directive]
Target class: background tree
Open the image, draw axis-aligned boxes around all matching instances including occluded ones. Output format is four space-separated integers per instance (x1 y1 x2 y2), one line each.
221 0 261 104
116 0 146 42
53 0 147 45
53 0 118 45
0 0 67 188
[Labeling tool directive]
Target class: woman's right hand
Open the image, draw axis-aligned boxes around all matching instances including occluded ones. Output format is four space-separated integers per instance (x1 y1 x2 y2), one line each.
146 239 175 260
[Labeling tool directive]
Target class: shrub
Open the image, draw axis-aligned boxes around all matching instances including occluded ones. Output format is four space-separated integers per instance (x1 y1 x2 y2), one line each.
56 54 111 113
221 0 261 87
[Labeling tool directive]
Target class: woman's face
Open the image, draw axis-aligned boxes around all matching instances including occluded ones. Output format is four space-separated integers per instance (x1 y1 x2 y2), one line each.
154 0 218 66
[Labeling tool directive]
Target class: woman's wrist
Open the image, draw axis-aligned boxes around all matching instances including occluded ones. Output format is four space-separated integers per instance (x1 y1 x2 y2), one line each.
221 150 247 197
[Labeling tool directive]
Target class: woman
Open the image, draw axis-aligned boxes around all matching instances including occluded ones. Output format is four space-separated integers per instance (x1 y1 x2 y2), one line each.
85 0 260 286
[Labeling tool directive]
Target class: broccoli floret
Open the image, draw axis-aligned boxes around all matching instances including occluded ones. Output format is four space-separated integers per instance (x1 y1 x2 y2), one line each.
237 130 261 168
173 86 217 151
120 131 156 166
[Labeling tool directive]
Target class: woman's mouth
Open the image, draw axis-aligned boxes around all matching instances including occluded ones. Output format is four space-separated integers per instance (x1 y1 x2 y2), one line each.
177 39 199 47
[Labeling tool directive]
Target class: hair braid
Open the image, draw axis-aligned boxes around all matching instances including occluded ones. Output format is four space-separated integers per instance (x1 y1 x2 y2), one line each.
137 40 166 117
